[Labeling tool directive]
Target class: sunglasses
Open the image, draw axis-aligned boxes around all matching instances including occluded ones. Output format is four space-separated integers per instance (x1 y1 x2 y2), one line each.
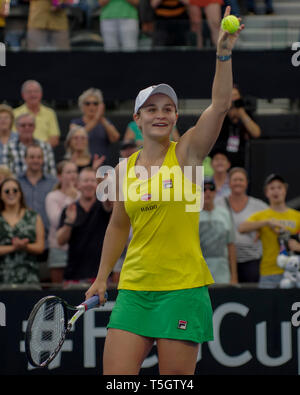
83 101 99 106
3 188 19 195
204 185 216 192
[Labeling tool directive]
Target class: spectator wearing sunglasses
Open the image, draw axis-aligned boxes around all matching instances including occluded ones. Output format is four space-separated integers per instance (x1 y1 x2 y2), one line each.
70 88 120 163
199 178 238 284
0 177 45 284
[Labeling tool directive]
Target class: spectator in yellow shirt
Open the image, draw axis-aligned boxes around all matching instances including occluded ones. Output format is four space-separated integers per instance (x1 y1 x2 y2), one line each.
239 174 300 288
14 80 60 148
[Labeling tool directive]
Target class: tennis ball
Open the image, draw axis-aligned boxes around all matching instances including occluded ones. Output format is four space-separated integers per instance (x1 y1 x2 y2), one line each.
221 15 240 34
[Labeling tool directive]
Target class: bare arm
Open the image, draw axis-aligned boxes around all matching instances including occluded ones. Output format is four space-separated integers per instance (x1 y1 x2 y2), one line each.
85 162 130 303
100 117 121 143
93 201 131 283
238 218 286 234
25 215 45 255
81 102 120 143
0 245 16 255
56 203 77 246
227 242 238 284
176 7 244 167
238 108 261 138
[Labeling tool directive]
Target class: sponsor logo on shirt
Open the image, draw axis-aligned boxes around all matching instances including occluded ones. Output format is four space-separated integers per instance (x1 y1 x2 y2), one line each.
163 179 173 189
141 193 151 201
141 204 157 213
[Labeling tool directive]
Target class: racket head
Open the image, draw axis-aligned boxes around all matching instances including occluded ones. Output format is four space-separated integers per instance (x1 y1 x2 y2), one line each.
25 296 68 368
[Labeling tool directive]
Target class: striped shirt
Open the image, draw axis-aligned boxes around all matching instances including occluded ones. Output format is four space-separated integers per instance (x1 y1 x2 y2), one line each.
2 137 57 177
215 196 268 263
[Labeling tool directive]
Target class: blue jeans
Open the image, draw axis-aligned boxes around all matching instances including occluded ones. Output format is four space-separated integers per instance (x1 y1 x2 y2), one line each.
247 0 273 11
259 274 283 288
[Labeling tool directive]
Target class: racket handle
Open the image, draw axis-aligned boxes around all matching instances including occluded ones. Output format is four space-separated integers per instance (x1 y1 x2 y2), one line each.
81 292 108 311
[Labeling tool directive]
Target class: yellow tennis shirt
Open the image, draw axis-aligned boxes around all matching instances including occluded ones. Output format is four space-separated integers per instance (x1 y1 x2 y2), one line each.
118 141 214 291
247 208 300 276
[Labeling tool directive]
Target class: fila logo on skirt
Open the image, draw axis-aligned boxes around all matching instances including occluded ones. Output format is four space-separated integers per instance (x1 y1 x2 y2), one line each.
178 320 188 330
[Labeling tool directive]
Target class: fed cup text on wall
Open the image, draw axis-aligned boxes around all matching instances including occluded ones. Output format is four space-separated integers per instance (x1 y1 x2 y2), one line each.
0 43 6 67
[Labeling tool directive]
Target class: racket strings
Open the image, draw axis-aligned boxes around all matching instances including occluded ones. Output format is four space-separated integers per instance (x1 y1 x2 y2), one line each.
28 299 66 366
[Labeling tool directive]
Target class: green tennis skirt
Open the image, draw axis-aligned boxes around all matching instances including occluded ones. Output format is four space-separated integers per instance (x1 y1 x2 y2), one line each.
107 286 214 344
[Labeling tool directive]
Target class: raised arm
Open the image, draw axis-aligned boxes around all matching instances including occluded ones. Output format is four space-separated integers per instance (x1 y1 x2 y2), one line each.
25 215 45 255
177 6 244 167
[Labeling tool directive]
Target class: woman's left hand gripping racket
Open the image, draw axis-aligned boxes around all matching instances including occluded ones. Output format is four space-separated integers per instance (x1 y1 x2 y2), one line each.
25 293 107 368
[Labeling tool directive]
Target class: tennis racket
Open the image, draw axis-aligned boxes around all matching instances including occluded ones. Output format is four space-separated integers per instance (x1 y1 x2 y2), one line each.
25 293 107 368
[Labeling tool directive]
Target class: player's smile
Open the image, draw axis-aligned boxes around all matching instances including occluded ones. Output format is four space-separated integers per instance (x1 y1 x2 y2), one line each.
152 122 168 127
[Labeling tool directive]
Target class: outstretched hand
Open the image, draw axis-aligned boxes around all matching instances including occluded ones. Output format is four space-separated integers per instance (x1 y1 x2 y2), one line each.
217 6 245 53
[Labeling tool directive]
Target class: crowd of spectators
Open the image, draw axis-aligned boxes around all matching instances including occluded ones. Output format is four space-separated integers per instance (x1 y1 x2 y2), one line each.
0 79 120 287
0 0 274 51
0 77 299 291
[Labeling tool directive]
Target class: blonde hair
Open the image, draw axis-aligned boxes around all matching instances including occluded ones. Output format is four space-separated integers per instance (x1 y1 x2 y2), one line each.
0 165 14 183
228 167 248 180
78 88 103 111
0 104 14 130
53 160 78 190
64 125 90 160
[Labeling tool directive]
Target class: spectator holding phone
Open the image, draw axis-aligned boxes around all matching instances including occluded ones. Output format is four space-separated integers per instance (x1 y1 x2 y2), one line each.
214 84 261 167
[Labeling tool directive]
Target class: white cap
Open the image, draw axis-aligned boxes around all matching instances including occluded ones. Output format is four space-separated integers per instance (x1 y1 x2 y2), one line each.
134 83 178 114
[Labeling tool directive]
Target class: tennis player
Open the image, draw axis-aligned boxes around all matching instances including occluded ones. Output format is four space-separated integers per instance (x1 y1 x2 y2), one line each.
86 6 244 375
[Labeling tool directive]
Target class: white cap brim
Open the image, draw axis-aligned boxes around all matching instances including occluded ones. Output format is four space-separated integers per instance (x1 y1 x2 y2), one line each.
134 83 178 114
